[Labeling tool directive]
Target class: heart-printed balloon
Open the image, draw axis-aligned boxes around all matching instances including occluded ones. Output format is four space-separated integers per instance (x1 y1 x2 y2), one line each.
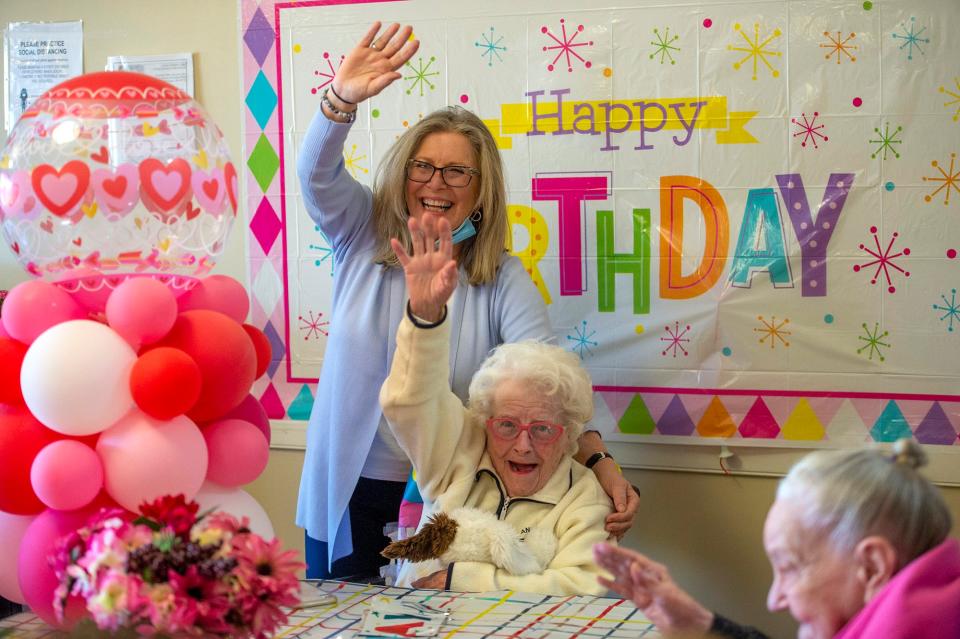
139 158 192 214
92 164 140 216
0 170 39 219
31 161 90 219
191 168 226 214
223 162 238 215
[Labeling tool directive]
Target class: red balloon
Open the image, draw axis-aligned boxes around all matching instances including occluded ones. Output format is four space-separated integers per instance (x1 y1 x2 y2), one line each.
0 405 63 514
154 310 256 422
218 393 271 445
130 347 202 420
0 338 28 405
242 323 272 380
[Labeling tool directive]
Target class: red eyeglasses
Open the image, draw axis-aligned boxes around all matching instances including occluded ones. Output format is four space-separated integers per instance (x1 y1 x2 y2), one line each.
485 417 565 444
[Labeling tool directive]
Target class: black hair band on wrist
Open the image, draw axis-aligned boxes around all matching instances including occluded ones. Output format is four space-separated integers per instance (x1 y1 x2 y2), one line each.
585 451 614 469
328 84 355 105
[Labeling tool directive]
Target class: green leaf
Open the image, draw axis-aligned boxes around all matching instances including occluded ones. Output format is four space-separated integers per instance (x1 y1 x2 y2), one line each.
132 516 163 532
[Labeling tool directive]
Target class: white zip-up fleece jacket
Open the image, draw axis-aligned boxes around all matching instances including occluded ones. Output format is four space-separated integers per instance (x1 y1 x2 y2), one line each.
380 313 614 595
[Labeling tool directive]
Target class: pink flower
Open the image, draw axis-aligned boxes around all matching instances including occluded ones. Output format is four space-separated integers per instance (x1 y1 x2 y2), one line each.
230 534 304 637
139 494 199 539
167 565 233 635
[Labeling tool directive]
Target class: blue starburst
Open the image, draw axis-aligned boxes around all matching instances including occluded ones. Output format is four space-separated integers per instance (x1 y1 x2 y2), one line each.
933 289 960 332
567 320 598 359
892 16 930 61
857 322 890 362
475 27 506 66
404 56 439 96
310 225 334 276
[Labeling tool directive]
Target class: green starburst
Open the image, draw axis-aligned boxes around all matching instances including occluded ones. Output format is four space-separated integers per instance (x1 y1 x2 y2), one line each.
869 122 903 160
650 27 680 65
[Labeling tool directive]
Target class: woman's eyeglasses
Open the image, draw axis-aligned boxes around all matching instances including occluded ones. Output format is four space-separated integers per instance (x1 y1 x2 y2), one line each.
485 417 565 444
406 159 479 187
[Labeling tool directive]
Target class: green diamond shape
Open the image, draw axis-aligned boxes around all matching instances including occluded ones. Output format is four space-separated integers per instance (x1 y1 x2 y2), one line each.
247 133 279 193
618 395 656 435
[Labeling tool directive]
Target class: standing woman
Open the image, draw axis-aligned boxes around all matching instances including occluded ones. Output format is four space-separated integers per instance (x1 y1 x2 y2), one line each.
296 22 638 579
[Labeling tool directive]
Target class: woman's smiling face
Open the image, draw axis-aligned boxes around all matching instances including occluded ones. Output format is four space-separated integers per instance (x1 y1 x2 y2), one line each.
405 131 480 252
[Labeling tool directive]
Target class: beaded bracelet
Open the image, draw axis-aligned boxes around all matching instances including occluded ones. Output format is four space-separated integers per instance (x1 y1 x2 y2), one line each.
320 87 356 124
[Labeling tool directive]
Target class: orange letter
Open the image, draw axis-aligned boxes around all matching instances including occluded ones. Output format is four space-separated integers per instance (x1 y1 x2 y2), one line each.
659 175 728 299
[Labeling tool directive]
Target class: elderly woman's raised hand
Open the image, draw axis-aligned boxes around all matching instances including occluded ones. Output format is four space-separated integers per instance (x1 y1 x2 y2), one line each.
593 543 714 636
391 212 458 323
331 22 420 104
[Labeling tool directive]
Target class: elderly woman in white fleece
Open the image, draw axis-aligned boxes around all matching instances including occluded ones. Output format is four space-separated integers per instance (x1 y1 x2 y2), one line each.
594 439 960 639
379 211 613 595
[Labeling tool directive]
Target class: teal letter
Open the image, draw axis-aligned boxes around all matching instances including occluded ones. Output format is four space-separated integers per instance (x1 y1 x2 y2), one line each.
728 188 793 288
597 208 651 314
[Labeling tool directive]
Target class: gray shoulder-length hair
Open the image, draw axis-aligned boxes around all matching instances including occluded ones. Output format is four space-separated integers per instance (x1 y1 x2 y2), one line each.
466 341 593 456
776 439 952 568
371 106 508 286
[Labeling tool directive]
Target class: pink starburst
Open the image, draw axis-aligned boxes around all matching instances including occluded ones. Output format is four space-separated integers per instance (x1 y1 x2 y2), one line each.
660 321 692 358
853 226 911 293
541 18 593 72
791 112 828 149
298 310 329 340
310 52 344 95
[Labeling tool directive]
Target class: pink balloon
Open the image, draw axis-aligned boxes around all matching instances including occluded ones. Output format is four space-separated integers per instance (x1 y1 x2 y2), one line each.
105 277 178 347
97 410 207 512
176 275 250 324
31 440 104 511
1 280 85 344
218 393 271 445
0 511 34 603
203 419 269 487
18 508 91 627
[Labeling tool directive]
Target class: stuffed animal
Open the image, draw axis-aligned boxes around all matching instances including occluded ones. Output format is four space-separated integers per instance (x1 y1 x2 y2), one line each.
382 507 557 576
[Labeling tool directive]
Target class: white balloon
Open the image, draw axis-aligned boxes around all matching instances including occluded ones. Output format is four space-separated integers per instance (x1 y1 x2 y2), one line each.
193 481 275 540
0 511 35 603
21 319 136 435
97 411 208 512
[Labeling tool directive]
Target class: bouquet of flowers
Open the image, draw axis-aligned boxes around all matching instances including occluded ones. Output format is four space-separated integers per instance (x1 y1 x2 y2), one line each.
51 495 304 638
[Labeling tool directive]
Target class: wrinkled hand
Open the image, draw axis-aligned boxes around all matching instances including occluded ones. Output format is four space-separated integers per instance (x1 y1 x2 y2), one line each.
593 543 714 636
332 22 420 104
411 569 448 590
390 213 458 323
594 465 639 540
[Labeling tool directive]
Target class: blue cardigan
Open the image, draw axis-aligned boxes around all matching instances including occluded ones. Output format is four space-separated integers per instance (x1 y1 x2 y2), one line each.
294 111 553 568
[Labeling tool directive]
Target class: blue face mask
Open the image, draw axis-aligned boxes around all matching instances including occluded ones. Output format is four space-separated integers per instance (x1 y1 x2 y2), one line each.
450 216 478 244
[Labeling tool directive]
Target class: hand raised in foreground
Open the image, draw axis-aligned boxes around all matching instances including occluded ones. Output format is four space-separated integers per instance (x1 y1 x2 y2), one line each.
593 543 714 636
331 21 420 105
390 213 458 324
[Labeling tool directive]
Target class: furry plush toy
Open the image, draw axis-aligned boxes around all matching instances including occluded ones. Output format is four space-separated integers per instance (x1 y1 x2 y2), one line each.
382 507 557 576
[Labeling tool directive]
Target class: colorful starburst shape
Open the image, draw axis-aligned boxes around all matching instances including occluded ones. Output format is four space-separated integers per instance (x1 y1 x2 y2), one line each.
853 226 910 294
475 26 506 66
933 289 960 332
869 122 903 160
403 56 440 97
857 322 890 362
753 315 791 349
343 144 369 179
310 225 334 276
923 153 960 206
298 310 330 340
791 112 828 149
891 16 930 61
540 18 593 72
820 31 857 64
310 52 344 95
940 78 960 122
728 22 783 80
660 321 692 358
566 320 598 359
649 27 680 65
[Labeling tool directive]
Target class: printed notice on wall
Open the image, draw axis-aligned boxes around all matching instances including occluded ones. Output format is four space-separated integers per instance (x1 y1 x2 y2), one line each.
3 21 83 133
105 53 195 96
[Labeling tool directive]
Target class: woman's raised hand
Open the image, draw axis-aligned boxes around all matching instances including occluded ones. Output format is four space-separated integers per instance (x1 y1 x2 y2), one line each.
332 22 420 104
390 213 458 324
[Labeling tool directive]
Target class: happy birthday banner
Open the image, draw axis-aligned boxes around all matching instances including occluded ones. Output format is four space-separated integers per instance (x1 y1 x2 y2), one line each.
240 0 960 448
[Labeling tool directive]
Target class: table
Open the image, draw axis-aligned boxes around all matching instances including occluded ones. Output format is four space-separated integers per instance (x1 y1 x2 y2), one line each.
0 581 662 638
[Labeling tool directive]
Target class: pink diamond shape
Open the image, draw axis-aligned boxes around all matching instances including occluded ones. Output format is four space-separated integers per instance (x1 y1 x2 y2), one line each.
250 197 282 255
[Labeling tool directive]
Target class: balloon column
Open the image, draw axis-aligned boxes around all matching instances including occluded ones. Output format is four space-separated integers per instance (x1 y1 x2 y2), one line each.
0 72 274 625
